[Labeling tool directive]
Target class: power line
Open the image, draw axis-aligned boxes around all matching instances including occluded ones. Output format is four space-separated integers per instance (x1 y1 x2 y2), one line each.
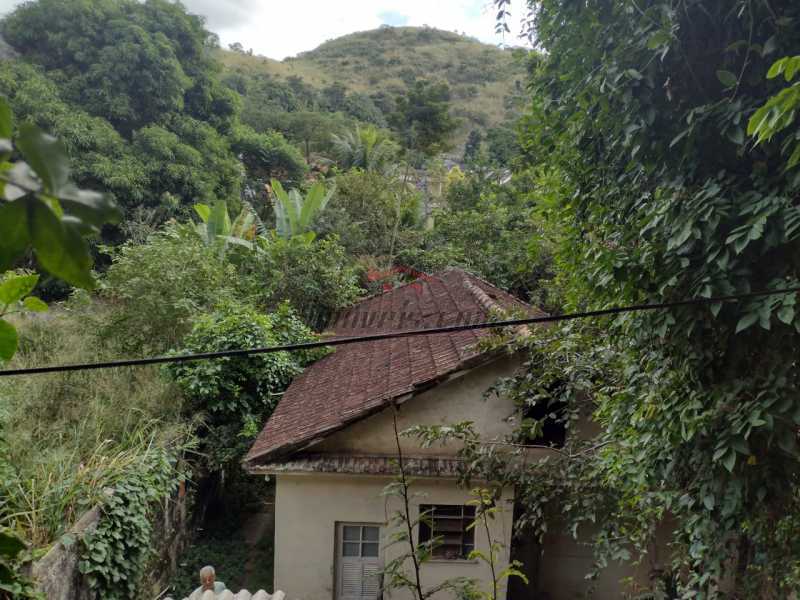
0 286 798 378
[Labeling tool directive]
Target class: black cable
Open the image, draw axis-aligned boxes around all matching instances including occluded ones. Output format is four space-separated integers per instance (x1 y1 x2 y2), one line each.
1 286 798 378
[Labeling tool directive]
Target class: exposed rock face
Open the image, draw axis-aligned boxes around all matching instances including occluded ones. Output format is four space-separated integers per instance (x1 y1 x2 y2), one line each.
30 507 101 600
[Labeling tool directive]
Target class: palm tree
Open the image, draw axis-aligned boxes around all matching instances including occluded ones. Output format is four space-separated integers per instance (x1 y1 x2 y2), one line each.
331 125 399 173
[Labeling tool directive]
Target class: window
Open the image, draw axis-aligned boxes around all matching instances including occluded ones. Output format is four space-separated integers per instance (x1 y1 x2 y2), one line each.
418 504 476 560
522 392 567 448
342 525 380 558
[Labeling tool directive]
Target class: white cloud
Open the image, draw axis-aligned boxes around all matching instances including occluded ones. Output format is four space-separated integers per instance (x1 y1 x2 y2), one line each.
0 0 531 60
182 0 532 59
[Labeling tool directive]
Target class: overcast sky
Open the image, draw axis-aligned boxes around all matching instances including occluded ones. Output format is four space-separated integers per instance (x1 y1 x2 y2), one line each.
0 0 530 59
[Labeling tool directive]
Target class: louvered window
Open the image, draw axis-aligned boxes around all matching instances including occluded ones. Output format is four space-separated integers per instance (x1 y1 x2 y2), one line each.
418 504 476 560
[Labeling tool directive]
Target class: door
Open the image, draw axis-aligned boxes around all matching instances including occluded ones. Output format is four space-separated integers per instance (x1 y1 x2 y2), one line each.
336 523 382 600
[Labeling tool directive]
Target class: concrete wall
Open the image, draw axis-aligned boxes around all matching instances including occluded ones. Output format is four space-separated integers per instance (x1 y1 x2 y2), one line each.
31 487 190 600
272 473 515 600
313 355 523 457
31 506 101 600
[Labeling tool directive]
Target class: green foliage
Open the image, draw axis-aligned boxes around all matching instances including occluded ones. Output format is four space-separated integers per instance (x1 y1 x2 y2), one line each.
316 169 420 259
193 200 262 252
500 0 800 594
331 125 400 173
463 130 482 164
131 116 241 213
242 234 363 328
0 529 41 599
165 301 324 468
99 225 238 353
2 0 213 132
230 124 307 186
270 179 334 240
79 444 185 600
464 488 528 600
0 272 47 362
0 303 189 543
390 79 457 156
0 96 121 288
749 56 800 169
398 177 550 304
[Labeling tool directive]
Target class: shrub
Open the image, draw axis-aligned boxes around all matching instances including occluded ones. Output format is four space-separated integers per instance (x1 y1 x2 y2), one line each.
99 225 238 353
237 235 363 329
164 301 325 469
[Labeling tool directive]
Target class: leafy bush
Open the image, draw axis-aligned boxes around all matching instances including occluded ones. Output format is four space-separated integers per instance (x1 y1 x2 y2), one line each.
239 234 363 329
99 225 238 353
165 301 326 468
315 170 420 259
504 0 800 593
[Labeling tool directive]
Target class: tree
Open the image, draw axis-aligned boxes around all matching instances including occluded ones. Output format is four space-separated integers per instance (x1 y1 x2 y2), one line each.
1 0 254 236
1 0 217 133
331 125 400 173
749 55 800 170
463 129 482 164
390 79 457 156
501 0 800 594
165 301 323 469
315 169 420 259
230 124 308 186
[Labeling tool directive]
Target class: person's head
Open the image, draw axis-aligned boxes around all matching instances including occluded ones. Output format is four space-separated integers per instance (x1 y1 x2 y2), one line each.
199 566 216 591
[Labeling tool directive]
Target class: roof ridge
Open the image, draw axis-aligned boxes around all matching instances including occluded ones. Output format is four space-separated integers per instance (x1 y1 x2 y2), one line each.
463 277 532 338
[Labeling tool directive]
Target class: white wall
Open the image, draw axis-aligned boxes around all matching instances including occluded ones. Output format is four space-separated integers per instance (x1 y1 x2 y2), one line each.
313 355 523 457
272 473 515 600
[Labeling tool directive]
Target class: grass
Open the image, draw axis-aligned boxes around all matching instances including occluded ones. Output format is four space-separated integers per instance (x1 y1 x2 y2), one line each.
218 26 528 147
0 301 191 547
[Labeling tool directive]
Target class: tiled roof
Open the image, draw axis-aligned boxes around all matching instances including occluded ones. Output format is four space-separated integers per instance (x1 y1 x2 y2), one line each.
245 268 541 466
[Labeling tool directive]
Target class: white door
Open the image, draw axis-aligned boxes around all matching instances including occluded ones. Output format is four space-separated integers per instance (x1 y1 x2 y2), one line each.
336 523 382 600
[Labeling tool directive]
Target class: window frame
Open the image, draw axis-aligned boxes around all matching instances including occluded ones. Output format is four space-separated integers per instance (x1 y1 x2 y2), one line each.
417 504 476 561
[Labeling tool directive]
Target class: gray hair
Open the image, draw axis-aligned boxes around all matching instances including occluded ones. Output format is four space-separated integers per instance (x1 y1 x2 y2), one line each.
199 566 215 579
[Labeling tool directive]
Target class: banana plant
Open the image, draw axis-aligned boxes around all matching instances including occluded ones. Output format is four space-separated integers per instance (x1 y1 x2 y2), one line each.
193 200 264 251
270 179 334 240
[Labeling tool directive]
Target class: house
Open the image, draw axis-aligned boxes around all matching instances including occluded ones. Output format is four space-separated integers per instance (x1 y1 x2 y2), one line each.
243 268 661 600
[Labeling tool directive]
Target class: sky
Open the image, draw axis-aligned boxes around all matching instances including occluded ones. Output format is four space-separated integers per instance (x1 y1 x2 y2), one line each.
0 0 531 60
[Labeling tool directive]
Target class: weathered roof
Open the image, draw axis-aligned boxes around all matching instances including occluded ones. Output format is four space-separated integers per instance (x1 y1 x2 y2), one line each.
248 453 463 477
245 268 541 466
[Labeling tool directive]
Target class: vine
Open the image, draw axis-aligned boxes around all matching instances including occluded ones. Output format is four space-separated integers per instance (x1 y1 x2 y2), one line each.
79 445 186 600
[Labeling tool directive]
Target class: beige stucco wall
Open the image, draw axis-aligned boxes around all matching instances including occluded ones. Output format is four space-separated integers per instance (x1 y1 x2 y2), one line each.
313 355 523 457
272 473 515 600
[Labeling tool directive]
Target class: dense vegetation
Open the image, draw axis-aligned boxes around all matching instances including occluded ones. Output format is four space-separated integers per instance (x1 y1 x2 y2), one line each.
220 26 528 149
3 0 800 597
439 0 800 596
0 4 536 596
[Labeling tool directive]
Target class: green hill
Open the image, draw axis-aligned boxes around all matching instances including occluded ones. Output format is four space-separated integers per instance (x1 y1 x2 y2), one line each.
218 26 528 149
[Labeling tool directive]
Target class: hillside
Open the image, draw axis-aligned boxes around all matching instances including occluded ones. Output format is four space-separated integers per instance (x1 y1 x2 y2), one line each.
218 26 528 149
